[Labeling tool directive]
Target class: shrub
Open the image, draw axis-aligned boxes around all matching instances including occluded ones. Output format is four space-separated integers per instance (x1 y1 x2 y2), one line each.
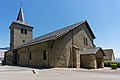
104 62 111 67
116 62 120 68
111 64 117 69
104 61 120 68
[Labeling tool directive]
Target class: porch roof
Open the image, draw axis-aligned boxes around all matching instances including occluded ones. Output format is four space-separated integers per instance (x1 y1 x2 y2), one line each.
81 47 106 56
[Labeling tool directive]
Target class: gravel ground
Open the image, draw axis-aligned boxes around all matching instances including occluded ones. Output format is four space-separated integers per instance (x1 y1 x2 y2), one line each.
0 66 120 80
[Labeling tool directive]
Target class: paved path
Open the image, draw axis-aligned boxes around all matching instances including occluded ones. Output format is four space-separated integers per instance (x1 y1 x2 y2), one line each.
0 66 120 80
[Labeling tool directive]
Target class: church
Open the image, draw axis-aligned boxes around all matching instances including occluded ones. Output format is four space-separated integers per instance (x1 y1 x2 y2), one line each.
5 6 106 69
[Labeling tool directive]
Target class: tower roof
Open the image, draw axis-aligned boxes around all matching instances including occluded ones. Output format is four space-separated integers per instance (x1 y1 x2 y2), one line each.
9 6 33 29
16 6 25 22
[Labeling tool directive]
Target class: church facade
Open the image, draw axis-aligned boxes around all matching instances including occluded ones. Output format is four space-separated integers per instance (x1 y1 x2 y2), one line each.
5 7 106 69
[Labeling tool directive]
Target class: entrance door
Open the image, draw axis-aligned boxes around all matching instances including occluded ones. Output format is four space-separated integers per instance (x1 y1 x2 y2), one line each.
13 51 18 65
97 58 103 68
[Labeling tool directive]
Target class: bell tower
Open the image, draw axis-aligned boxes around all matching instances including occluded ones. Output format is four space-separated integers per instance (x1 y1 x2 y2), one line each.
9 6 33 50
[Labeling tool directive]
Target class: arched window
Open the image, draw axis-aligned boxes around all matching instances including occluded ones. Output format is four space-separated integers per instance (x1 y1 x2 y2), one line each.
25 29 27 34
86 38 88 46
83 37 86 45
43 50 47 60
21 28 23 34
29 52 32 60
83 37 88 46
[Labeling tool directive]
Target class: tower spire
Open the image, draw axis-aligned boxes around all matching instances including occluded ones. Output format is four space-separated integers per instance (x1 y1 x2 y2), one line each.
16 0 25 22
20 0 22 7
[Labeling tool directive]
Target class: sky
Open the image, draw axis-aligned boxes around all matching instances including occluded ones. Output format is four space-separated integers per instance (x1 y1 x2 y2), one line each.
0 0 120 58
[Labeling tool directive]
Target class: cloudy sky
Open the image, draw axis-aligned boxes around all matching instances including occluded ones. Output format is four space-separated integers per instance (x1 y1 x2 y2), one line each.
0 0 120 58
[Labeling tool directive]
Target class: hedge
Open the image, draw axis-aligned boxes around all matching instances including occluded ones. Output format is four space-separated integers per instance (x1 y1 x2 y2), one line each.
111 64 117 69
104 61 120 68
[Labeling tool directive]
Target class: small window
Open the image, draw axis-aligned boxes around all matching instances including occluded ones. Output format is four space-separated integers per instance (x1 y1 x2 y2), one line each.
21 28 23 34
43 50 47 60
29 52 32 60
25 29 27 34
23 40 25 43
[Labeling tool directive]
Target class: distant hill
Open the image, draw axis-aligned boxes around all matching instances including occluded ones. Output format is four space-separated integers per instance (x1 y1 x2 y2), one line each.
115 58 120 62
0 47 10 50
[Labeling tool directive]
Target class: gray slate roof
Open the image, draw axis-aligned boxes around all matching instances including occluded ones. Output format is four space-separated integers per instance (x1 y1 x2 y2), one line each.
17 6 25 22
16 20 95 49
103 49 115 60
13 20 33 28
0 47 10 50
10 7 33 29
81 47 105 56
81 47 101 55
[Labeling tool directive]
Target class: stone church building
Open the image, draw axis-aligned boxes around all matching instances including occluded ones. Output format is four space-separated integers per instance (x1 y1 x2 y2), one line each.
5 7 106 69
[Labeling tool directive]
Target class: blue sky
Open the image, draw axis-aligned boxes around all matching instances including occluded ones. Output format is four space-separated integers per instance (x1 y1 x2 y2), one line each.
0 0 120 58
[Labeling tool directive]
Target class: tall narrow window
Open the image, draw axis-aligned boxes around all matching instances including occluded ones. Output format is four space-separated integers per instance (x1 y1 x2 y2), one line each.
83 37 88 46
86 38 88 46
83 37 86 45
21 28 23 34
25 29 27 34
29 52 32 60
43 50 47 60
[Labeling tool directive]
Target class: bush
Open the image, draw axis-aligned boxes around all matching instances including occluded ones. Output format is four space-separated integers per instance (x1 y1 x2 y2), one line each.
111 64 117 69
104 62 111 67
2 60 6 65
104 61 120 68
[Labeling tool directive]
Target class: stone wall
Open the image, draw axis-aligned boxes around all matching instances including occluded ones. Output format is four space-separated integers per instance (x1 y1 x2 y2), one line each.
10 23 33 50
73 23 94 50
80 55 97 69
29 42 49 67
5 51 13 65
17 47 29 66
17 42 49 67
